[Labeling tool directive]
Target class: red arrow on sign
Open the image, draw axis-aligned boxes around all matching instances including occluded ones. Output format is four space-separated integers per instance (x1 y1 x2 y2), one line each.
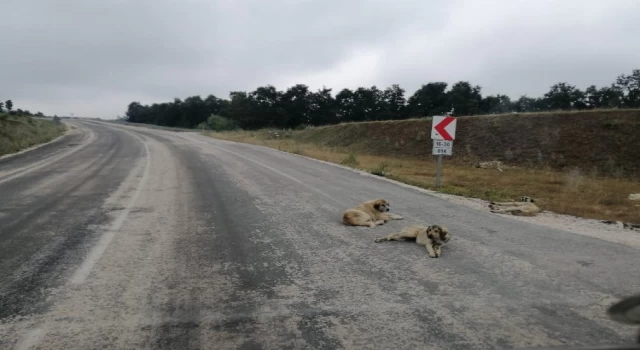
434 116 455 141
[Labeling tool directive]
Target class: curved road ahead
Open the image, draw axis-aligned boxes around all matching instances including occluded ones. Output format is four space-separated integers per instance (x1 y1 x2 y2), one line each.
0 121 638 349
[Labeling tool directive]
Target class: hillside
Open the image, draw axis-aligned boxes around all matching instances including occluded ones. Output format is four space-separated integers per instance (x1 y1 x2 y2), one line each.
293 109 640 177
0 115 67 157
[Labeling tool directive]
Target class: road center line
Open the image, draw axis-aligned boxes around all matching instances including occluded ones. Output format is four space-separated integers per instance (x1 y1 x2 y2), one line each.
69 132 151 285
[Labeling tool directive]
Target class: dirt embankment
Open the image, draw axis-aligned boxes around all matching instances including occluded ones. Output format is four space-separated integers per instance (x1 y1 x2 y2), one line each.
294 109 640 176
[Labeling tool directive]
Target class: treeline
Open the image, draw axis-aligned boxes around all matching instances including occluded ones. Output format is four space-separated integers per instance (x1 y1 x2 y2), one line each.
125 69 640 130
0 99 45 117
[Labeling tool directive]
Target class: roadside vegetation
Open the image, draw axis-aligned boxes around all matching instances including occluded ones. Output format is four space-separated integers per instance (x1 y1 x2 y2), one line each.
206 114 640 224
0 113 66 157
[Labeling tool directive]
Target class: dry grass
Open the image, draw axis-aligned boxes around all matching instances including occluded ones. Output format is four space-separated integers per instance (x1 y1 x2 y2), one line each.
0 114 67 156
207 130 640 223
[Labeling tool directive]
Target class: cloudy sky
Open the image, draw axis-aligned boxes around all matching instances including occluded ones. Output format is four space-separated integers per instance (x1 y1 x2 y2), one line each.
1 0 639 119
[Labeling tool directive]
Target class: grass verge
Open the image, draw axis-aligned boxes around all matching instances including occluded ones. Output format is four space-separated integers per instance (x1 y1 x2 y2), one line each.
206 129 640 223
0 114 67 157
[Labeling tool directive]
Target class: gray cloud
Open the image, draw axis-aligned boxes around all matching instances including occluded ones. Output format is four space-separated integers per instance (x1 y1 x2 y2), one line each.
1 0 639 118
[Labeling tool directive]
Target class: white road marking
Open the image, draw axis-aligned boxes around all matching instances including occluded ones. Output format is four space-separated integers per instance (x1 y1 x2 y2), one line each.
70 132 151 285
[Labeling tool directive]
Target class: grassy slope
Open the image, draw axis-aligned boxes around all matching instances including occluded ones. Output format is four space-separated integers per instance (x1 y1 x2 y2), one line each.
0 115 67 156
207 110 640 223
294 109 640 176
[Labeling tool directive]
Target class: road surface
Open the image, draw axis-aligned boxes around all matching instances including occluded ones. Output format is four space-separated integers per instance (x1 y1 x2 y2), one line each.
0 120 638 349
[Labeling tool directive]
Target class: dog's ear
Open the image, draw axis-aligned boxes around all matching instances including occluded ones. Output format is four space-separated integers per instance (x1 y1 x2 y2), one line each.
426 226 435 239
373 199 386 211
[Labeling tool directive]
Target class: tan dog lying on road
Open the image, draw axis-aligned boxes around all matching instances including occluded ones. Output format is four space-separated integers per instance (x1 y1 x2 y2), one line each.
489 196 540 217
375 225 451 258
342 199 403 227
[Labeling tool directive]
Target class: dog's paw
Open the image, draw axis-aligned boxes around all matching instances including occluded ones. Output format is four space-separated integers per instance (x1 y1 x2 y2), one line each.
368 223 377 228
429 254 438 258
395 216 404 220
375 220 385 226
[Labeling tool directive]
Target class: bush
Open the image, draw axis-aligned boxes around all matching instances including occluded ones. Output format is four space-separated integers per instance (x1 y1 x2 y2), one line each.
340 153 359 167
370 162 390 177
197 122 210 130
207 115 238 131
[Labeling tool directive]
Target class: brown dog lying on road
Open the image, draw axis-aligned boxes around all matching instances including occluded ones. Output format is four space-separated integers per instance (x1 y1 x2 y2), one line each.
375 225 451 258
342 199 404 228
489 196 540 217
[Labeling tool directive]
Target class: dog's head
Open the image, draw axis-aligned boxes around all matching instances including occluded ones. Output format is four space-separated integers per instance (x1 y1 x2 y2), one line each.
520 196 535 203
372 199 390 212
426 225 451 244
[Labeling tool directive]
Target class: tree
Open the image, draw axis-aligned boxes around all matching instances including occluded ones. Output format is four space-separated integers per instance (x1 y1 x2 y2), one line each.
382 84 407 120
543 83 585 110
513 96 545 112
125 102 147 123
228 91 259 129
204 94 229 117
615 69 640 108
480 94 512 114
308 87 337 126
407 82 449 117
447 81 482 116
335 88 355 123
180 95 207 127
280 84 311 128
350 86 380 122
0 101 4 112
5 100 13 111
248 85 282 128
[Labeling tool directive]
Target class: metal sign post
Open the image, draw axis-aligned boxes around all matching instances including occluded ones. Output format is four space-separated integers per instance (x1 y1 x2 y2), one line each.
432 140 452 187
435 154 443 187
431 116 456 187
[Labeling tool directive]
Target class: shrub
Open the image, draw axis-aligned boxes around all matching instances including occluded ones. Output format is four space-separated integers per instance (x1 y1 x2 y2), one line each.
370 162 390 177
340 153 359 167
207 115 238 131
197 122 210 130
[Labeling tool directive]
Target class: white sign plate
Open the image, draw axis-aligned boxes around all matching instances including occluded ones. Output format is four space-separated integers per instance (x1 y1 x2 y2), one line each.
432 140 453 156
431 116 457 141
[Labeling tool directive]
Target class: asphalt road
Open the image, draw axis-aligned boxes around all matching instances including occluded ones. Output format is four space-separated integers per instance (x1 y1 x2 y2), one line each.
0 120 638 350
